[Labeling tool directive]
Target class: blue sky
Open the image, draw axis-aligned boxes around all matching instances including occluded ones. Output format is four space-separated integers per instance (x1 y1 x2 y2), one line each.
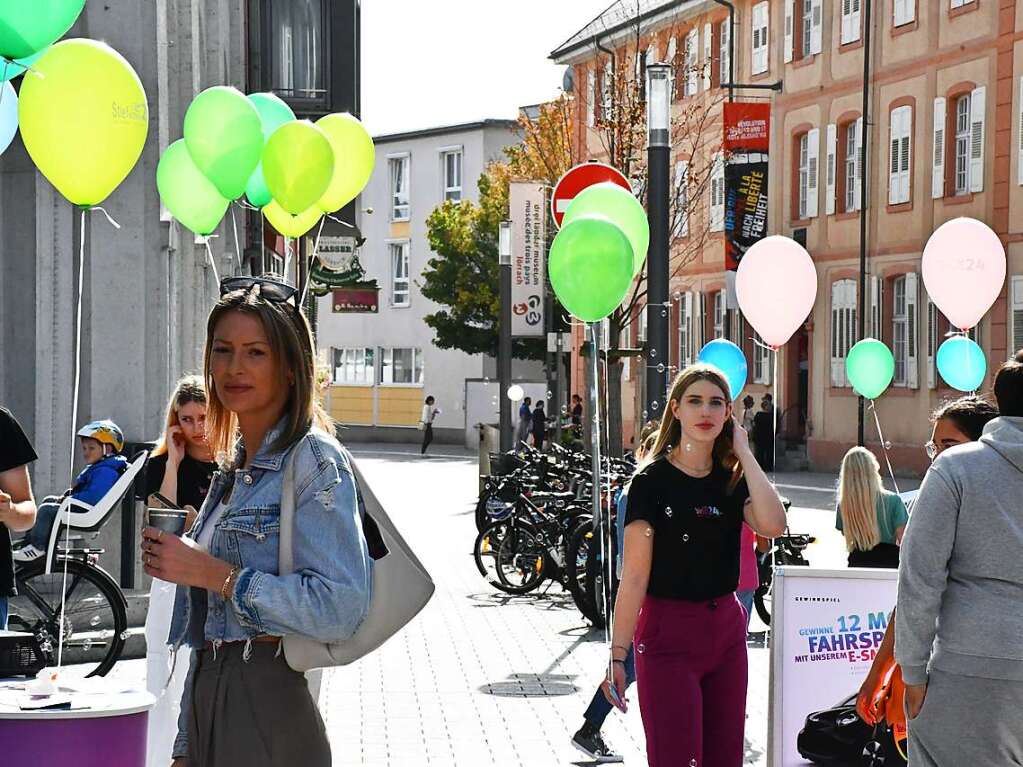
361 0 613 136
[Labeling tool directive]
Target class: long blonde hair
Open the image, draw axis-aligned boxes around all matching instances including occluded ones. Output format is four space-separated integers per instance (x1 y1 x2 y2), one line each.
837 447 882 552
203 286 333 466
645 364 743 492
151 375 207 457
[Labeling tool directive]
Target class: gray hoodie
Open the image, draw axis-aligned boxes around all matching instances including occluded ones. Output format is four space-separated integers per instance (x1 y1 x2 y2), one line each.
896 416 1023 686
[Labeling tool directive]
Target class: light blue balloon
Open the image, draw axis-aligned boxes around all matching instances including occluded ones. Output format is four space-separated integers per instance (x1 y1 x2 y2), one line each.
0 81 18 156
936 336 986 392
0 50 44 81
697 339 748 400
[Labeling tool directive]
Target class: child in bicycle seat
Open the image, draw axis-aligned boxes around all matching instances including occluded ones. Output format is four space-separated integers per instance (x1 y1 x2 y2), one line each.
14 420 128 562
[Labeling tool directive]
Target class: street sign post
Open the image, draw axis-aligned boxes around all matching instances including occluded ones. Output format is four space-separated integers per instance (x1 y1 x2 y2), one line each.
550 162 631 228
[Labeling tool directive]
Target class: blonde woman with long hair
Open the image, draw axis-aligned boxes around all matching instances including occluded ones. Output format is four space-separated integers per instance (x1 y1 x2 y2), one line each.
835 446 908 568
606 365 786 767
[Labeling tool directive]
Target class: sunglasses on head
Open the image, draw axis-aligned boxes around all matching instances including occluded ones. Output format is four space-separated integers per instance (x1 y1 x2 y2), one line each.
219 276 299 304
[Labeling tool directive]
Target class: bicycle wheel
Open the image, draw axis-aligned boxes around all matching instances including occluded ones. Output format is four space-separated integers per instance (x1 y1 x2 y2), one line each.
473 520 510 587
565 520 599 622
585 524 617 630
9 558 128 677
494 520 547 594
754 584 771 626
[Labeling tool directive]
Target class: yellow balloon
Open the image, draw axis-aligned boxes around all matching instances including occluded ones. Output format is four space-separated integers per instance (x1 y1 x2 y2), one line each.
263 199 322 238
18 39 148 206
315 113 375 213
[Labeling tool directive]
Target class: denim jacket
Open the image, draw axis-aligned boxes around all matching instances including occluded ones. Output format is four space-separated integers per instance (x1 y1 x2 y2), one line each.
168 421 373 758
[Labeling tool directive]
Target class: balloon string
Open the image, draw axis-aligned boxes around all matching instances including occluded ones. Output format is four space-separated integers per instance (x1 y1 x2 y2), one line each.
298 217 326 309
869 400 900 495
284 237 292 281
600 332 615 667
57 207 90 675
203 239 220 285
772 347 779 484
325 213 355 229
236 200 261 212
230 206 242 271
89 206 121 230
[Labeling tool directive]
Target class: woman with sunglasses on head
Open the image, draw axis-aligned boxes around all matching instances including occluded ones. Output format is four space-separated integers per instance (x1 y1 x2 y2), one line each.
607 365 787 767
145 276 373 767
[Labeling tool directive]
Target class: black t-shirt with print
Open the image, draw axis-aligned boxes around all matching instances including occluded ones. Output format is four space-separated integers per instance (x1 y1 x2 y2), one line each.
625 456 750 601
145 452 217 511
0 407 39 596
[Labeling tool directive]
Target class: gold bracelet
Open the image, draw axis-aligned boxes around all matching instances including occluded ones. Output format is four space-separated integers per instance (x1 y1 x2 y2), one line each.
219 566 240 601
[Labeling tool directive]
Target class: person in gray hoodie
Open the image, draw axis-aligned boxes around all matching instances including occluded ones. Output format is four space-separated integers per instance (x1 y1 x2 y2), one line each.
896 350 1023 766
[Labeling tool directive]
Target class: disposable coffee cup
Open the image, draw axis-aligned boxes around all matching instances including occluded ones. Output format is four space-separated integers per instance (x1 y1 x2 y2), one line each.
147 508 188 536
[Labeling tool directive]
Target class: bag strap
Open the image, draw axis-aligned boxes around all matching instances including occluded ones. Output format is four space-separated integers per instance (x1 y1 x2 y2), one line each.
278 444 299 576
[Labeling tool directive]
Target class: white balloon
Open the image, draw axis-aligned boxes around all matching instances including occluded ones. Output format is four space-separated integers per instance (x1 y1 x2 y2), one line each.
506 384 524 401
736 236 817 348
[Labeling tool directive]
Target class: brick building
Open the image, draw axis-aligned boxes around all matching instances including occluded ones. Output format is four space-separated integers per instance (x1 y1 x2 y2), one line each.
553 0 1023 474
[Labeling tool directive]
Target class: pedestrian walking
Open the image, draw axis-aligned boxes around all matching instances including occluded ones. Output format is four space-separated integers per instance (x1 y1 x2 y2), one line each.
608 364 786 767
835 447 908 569
571 394 584 438
143 376 218 767
740 394 756 434
855 394 998 725
420 395 440 455
148 276 372 767
571 421 658 763
897 350 1023 766
752 396 775 471
515 396 532 448
0 406 37 630
531 401 547 450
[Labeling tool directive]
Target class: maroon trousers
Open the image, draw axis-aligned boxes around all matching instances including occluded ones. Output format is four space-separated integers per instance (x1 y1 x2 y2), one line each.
634 594 748 767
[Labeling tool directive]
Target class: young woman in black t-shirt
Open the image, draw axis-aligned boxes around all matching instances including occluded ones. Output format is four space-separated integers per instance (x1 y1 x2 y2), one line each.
606 365 786 767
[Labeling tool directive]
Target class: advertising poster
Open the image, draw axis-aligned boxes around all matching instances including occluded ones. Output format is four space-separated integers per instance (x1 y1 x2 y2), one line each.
723 102 770 271
769 568 898 767
509 181 546 337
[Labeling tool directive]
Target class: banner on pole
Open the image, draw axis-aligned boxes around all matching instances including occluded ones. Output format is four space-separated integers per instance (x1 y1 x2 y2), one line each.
509 181 546 337
723 102 771 271
769 567 898 767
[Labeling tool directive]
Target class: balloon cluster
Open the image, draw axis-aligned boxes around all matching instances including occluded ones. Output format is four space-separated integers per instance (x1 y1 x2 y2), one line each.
158 87 374 238
3 4 150 207
549 183 649 323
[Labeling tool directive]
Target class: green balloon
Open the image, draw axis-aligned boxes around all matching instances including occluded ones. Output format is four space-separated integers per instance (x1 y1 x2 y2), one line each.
183 86 263 200
549 215 634 322
562 183 649 276
157 140 229 235
262 120 334 215
245 92 295 207
0 0 85 60
846 339 895 400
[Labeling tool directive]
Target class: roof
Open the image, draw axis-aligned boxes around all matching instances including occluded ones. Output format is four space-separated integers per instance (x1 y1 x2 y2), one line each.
373 119 521 145
550 0 706 62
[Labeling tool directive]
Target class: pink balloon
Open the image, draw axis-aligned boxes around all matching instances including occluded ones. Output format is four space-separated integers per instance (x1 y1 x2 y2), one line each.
736 236 817 348
922 217 1005 331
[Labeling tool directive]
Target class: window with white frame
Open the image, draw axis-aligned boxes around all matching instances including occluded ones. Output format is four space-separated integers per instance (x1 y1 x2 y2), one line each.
893 0 914 26
719 20 731 87
830 279 857 387
892 273 918 387
637 305 647 343
685 28 698 97
954 94 971 196
841 0 861 44
926 296 938 388
845 122 859 212
390 241 410 307
679 292 693 367
703 23 712 90
674 160 690 237
713 291 725 339
441 148 462 202
332 347 375 385
602 59 613 119
378 347 424 385
950 0 975 8
390 155 409 220
889 106 912 205
798 133 810 219
754 333 772 384
751 2 769 75
801 0 813 58
586 68 596 127
1011 275 1023 355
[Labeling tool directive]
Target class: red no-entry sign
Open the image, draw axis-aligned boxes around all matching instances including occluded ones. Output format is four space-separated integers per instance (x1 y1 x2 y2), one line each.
550 162 631 228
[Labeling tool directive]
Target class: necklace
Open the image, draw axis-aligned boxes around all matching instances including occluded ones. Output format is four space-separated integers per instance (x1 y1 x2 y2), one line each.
668 449 713 477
